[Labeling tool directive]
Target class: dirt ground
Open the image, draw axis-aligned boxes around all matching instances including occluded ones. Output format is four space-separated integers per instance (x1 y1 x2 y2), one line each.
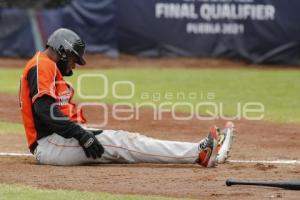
0 56 299 199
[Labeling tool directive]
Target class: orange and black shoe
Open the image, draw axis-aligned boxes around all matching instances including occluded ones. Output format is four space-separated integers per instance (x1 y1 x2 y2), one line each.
216 121 235 163
198 126 219 168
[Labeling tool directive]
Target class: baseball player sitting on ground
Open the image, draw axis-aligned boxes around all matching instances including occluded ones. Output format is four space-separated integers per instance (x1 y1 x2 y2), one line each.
19 28 234 166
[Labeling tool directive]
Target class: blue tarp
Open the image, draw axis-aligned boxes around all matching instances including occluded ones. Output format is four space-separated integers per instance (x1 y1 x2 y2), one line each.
0 0 118 58
117 0 300 64
0 9 35 57
1 0 300 64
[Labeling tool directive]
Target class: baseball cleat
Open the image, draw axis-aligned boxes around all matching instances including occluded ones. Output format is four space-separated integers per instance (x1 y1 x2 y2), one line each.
216 121 235 164
198 126 219 168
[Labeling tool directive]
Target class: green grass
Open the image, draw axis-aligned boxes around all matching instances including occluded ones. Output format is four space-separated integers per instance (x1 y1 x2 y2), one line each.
0 184 178 200
0 68 22 93
1 68 300 123
0 121 24 135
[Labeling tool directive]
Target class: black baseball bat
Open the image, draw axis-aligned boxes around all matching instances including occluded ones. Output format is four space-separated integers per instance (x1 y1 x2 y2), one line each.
226 179 300 190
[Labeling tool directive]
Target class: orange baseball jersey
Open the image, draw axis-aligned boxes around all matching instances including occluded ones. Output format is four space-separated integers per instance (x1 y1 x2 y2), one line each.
19 51 86 149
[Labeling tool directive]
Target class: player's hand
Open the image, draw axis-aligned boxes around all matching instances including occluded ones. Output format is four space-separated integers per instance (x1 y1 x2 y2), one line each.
78 131 104 159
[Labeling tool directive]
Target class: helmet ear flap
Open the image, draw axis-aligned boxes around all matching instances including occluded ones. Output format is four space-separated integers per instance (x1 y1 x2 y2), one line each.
56 46 72 77
57 45 68 62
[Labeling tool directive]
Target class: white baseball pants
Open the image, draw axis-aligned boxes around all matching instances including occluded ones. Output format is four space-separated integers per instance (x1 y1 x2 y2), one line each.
34 129 201 166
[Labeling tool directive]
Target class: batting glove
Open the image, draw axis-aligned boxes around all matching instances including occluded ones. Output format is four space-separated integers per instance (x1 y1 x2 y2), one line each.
78 131 104 159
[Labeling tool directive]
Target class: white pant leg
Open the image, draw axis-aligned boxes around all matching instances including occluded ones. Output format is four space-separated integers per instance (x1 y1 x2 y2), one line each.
98 130 199 164
35 130 200 166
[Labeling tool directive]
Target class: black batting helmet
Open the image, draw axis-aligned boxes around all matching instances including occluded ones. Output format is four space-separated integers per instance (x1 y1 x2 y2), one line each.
46 28 86 65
